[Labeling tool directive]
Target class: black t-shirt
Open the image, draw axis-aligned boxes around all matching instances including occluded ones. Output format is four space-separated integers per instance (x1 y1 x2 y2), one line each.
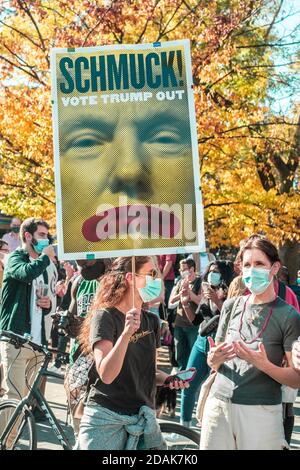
87 307 161 415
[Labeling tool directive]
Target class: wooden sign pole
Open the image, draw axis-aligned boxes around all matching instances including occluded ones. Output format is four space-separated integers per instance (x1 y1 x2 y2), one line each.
132 255 136 308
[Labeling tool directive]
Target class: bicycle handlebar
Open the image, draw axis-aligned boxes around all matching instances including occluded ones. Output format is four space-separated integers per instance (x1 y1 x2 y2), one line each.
0 330 49 355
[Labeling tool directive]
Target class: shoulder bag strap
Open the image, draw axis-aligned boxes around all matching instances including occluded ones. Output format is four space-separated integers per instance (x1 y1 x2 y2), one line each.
223 296 243 342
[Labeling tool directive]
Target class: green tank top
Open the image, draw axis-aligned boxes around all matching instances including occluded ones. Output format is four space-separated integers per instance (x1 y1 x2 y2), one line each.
76 279 99 317
69 278 99 364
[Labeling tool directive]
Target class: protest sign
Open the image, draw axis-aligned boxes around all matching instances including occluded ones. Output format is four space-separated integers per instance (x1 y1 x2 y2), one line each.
51 40 205 260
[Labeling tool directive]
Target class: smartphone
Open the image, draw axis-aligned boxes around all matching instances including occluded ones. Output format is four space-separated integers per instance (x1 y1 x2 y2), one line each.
164 367 197 387
36 284 49 298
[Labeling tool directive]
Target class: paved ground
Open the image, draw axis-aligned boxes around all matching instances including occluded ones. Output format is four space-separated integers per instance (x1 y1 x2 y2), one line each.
36 346 300 450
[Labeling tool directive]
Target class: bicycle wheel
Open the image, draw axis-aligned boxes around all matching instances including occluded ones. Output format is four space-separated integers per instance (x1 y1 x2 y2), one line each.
0 400 37 450
159 422 200 450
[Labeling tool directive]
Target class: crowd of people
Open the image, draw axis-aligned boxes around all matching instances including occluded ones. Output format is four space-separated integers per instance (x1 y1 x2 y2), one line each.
0 216 300 450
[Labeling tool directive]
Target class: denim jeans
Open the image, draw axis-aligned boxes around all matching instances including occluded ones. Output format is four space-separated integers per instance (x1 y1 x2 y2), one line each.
173 325 198 371
180 335 211 423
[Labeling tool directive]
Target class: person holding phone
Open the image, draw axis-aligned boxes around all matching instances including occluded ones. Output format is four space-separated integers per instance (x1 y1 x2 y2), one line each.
168 258 202 373
0 217 57 431
178 260 234 429
76 256 189 450
200 235 300 450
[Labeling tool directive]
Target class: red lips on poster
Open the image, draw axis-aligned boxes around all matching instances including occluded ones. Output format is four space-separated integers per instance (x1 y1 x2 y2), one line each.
82 205 180 242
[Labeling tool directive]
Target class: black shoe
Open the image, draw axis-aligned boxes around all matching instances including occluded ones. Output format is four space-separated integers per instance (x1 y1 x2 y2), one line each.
33 408 48 423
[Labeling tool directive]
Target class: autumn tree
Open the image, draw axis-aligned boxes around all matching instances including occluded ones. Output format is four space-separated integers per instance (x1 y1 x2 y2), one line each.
0 0 299 278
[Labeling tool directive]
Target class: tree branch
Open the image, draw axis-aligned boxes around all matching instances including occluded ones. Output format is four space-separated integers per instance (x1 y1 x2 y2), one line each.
0 152 54 187
237 40 300 48
0 54 46 85
155 0 202 41
204 202 242 209
0 181 55 205
264 0 283 39
17 0 50 67
136 0 162 43
0 19 41 49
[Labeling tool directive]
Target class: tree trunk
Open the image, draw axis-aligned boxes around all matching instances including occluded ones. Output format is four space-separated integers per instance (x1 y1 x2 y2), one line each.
278 240 300 284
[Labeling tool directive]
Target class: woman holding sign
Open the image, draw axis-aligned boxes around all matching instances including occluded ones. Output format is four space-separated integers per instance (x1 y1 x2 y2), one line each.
76 256 189 450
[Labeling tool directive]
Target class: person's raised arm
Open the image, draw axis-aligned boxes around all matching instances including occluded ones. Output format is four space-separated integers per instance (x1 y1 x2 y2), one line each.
180 279 200 322
94 308 140 384
66 275 81 316
187 279 202 308
162 260 173 280
169 283 181 305
8 249 52 282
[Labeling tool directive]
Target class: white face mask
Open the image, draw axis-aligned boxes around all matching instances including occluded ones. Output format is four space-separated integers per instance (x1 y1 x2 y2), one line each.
207 271 221 286
138 276 163 303
242 266 273 294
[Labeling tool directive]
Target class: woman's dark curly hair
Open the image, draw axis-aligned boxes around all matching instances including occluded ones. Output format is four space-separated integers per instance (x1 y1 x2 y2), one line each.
202 260 235 288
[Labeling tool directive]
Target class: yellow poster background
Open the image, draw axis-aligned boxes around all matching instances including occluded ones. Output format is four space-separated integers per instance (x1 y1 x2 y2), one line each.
51 41 203 258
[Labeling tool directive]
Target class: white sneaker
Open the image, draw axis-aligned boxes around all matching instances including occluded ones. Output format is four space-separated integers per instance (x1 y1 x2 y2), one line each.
170 367 178 375
164 433 188 445
180 420 191 428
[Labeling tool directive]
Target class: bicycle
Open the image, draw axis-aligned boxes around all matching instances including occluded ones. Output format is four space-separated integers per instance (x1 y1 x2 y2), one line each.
0 329 73 450
0 330 200 450
159 422 200 449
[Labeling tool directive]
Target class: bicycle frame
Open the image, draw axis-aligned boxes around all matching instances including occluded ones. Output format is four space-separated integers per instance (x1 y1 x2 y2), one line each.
0 349 73 450
0 399 31 449
33 386 72 450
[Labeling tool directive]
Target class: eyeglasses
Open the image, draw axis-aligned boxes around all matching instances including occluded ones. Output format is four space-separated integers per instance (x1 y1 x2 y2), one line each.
136 269 159 280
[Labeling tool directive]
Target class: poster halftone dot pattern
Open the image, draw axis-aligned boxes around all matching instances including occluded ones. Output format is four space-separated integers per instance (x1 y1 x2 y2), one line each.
52 42 202 257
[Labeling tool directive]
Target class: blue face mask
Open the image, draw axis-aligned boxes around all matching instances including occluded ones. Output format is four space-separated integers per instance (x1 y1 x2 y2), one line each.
242 267 272 294
138 276 162 303
207 271 221 286
33 238 49 254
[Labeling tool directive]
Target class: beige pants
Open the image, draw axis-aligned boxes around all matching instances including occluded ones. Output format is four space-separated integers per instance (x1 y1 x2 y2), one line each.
200 395 286 450
0 341 44 438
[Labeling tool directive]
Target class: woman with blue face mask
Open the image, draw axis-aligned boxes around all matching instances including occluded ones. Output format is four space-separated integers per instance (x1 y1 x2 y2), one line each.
177 260 234 430
200 235 300 450
76 256 189 450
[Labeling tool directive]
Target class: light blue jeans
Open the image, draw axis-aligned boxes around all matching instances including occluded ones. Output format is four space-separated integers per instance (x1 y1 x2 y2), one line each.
180 335 211 423
75 403 166 450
